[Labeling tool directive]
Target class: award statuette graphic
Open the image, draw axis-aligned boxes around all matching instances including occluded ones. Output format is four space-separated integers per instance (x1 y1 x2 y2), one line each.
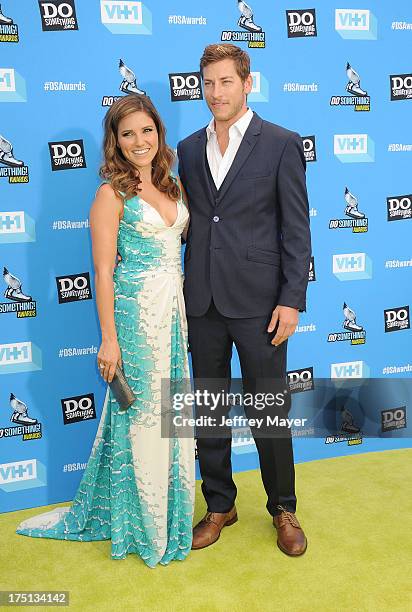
343 302 363 332
10 393 37 426
237 0 262 33
346 62 368 96
0 134 23 167
344 187 365 220
0 3 13 25
119 59 146 94
3 267 32 302
340 406 361 434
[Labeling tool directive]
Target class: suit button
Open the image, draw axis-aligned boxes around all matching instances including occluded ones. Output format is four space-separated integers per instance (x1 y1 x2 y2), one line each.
213 216 220 223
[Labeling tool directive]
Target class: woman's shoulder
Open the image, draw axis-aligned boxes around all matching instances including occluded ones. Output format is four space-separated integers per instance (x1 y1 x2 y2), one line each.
96 181 113 196
92 182 124 217
96 181 124 198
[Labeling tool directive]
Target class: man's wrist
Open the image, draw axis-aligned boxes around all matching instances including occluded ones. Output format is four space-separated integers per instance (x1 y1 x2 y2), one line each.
276 303 299 311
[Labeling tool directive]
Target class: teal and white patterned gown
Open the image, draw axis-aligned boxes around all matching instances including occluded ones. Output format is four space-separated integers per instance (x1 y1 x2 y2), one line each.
16 177 195 568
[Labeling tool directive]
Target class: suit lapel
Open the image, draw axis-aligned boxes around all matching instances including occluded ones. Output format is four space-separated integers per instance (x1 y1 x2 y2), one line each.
216 112 262 204
196 129 215 207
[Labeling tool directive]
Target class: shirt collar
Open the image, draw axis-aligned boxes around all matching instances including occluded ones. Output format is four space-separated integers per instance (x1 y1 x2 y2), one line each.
206 107 254 140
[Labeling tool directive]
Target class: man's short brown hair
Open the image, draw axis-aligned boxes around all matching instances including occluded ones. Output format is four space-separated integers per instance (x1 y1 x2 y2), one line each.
200 43 251 81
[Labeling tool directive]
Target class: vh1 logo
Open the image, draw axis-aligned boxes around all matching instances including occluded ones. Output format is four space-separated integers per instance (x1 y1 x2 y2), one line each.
332 252 372 281
0 68 27 102
0 459 46 492
0 211 35 243
0 341 42 373
331 360 369 379
100 1 152 35
335 9 377 39
249 71 269 102
334 134 375 163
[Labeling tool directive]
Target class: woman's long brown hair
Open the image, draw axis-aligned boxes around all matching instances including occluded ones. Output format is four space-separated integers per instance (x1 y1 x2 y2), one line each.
99 94 180 202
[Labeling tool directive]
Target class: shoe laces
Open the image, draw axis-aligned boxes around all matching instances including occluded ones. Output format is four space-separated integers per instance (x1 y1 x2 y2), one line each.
204 512 219 526
276 505 301 528
204 510 233 527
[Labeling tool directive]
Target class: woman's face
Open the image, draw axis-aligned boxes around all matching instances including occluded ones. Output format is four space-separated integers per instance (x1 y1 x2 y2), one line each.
116 110 159 170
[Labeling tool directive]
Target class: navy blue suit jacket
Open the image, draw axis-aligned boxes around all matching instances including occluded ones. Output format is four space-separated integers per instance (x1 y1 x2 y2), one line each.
177 111 311 318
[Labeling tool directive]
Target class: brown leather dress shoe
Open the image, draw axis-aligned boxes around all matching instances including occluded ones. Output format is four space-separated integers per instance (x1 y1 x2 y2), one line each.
192 506 238 550
273 505 307 556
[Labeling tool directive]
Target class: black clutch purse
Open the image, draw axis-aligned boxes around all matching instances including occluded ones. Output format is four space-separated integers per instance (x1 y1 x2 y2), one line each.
109 365 136 410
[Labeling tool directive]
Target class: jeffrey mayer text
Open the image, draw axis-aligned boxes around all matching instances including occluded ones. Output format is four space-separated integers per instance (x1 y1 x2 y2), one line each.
173 415 308 428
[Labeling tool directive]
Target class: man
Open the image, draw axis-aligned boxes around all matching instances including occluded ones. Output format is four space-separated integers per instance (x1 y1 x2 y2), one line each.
177 43 311 556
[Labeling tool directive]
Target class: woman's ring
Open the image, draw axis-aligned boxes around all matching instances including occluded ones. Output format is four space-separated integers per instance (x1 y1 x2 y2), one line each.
99 363 104 369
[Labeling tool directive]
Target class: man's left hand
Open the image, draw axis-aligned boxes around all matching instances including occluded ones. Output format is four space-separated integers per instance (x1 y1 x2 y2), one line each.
267 305 299 346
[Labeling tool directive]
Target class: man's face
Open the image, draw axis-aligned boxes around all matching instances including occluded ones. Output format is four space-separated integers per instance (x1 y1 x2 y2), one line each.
202 58 252 123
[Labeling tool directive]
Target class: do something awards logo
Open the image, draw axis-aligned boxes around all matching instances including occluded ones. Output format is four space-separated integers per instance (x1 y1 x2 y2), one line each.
221 1 266 49
38 0 79 31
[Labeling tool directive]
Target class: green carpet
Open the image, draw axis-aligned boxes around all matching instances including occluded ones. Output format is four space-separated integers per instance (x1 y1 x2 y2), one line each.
1 449 411 612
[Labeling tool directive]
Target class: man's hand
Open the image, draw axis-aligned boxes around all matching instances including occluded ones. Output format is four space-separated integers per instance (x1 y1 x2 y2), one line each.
267 305 299 346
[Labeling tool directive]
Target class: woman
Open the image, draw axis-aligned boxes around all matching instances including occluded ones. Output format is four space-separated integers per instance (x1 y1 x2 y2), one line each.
16 95 195 568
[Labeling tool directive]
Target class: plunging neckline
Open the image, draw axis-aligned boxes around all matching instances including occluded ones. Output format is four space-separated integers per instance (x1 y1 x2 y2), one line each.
137 194 179 228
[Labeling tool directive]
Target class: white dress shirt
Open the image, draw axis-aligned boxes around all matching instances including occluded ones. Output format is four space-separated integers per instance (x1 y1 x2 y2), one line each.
206 107 254 190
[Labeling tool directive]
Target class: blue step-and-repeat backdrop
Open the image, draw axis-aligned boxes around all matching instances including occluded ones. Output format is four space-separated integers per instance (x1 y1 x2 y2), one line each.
1 1 411 513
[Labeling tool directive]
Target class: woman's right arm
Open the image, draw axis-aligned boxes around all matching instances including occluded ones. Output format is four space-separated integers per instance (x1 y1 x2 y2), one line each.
177 175 190 242
90 183 123 383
